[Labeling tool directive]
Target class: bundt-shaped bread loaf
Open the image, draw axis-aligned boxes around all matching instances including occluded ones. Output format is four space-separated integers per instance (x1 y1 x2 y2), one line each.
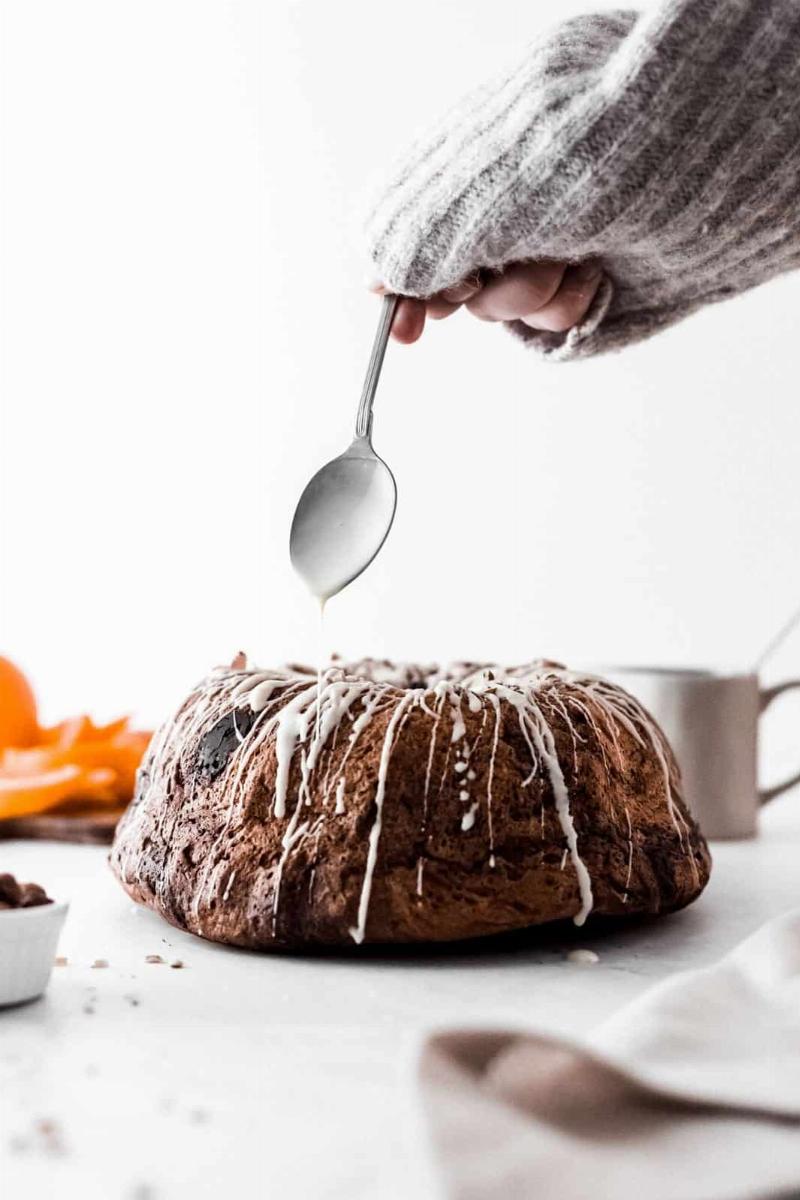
110 658 710 948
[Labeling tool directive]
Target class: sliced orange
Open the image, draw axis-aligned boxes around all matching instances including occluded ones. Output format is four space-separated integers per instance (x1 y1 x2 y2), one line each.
0 671 152 825
1 731 151 801
37 715 92 749
81 716 131 741
38 715 133 747
0 764 117 821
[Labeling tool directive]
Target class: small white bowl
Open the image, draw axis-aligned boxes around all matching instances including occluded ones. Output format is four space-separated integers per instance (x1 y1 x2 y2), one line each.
0 900 69 1007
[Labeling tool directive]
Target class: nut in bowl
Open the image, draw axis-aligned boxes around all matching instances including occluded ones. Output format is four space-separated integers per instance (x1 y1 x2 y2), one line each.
0 873 68 1007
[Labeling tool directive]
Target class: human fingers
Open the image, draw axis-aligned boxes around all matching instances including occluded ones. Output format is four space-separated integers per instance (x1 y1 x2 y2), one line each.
425 274 484 320
426 297 461 320
440 275 483 304
520 261 603 332
390 297 426 343
466 261 565 322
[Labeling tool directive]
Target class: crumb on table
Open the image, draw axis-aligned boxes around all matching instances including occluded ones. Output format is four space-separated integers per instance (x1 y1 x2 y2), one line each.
566 948 600 965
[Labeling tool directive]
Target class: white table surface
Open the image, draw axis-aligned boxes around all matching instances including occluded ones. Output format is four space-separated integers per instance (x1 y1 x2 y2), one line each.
1 795 799 1200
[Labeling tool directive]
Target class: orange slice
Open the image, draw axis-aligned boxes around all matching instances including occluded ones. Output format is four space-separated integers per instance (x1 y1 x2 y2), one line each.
0 764 117 821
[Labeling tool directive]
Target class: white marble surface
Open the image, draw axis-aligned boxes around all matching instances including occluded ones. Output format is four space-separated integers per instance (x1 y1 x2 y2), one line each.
1 795 799 1200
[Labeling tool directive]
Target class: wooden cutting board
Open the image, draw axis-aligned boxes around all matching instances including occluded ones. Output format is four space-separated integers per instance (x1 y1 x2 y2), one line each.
0 809 124 844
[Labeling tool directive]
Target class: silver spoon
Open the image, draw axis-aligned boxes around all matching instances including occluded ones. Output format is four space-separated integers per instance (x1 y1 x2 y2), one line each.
290 294 399 603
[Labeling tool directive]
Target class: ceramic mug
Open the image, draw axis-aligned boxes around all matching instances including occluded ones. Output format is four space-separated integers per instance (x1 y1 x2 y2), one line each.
600 668 800 839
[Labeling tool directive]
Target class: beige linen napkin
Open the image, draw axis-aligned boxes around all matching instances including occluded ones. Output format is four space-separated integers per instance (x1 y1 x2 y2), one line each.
421 911 800 1200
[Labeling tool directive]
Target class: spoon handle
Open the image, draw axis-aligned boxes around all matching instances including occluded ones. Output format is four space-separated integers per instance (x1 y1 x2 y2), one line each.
354 293 399 441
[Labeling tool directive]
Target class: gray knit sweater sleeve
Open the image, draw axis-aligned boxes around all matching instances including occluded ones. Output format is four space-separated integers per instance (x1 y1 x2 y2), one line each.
366 0 800 360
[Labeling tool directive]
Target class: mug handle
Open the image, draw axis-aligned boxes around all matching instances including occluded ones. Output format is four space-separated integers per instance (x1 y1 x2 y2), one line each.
759 680 800 804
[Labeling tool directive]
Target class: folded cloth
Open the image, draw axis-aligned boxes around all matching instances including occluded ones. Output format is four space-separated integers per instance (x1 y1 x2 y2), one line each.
420 910 800 1200
367 0 800 360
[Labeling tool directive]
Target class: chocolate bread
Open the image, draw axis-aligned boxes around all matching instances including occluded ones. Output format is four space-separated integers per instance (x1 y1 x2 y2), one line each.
110 659 710 948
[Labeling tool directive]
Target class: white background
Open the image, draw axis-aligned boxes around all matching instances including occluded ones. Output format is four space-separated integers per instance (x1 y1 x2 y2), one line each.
2 0 799 781
2 11 800 1199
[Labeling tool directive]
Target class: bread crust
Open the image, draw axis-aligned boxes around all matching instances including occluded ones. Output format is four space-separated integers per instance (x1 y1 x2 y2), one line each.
110 661 711 948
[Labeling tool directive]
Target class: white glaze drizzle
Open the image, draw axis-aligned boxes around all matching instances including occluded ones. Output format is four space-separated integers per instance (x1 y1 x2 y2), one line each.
461 801 479 832
349 692 417 944
484 694 502 869
623 804 634 902
528 699 593 925
450 700 466 743
422 690 445 807
135 659 693 940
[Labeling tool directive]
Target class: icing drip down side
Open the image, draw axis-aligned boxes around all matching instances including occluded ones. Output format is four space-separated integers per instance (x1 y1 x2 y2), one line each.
130 659 693 943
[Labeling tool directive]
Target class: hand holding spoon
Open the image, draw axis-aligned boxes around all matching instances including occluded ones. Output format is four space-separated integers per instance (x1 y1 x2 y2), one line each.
290 295 399 603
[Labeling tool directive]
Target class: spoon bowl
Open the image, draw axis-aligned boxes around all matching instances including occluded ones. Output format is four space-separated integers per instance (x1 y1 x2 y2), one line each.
290 437 397 602
289 294 400 602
